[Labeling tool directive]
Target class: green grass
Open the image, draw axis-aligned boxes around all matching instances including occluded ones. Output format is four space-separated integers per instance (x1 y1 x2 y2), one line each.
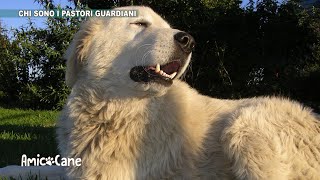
0 108 59 167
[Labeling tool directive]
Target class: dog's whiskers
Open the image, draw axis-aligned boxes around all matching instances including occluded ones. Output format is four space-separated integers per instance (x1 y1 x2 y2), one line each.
133 44 154 66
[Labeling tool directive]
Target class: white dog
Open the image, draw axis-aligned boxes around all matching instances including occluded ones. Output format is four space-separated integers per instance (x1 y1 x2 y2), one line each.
57 6 320 180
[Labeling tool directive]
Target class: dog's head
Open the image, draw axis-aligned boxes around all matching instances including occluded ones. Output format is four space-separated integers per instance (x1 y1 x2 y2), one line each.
65 6 194 97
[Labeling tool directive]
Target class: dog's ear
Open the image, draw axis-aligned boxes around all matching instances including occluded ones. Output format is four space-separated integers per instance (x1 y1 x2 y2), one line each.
64 18 102 87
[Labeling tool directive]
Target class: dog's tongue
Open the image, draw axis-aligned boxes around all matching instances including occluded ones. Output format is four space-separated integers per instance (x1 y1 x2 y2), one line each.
161 61 181 75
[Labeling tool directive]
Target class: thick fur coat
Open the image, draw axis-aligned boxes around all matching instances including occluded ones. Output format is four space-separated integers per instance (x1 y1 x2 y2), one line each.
57 6 320 180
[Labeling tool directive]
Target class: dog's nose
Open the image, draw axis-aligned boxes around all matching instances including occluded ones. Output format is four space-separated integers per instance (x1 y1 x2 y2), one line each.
174 31 195 53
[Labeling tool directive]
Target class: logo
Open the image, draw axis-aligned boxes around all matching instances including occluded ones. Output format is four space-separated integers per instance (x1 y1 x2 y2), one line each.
21 154 81 167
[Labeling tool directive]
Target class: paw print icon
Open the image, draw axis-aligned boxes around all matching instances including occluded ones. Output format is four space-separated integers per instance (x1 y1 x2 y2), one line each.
45 156 55 166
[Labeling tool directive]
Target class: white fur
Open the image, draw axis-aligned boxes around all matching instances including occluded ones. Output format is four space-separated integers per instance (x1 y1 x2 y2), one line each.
57 6 320 180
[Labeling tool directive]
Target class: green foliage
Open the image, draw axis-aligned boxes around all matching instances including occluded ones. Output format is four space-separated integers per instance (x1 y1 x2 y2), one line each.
0 24 21 107
0 4 81 109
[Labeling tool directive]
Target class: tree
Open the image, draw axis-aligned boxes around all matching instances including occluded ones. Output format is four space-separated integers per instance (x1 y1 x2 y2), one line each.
0 21 21 107
0 2 82 109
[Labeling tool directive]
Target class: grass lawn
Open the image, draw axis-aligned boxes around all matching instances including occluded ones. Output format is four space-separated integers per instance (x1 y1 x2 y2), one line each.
0 108 59 168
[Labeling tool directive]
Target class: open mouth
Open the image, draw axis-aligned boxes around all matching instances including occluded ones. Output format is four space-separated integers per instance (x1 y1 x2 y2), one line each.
130 60 181 86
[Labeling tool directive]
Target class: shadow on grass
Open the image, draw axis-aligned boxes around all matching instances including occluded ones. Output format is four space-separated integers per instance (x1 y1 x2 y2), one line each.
0 124 58 167
0 113 32 122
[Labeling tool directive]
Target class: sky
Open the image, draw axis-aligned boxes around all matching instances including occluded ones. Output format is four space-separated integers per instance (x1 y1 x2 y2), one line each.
0 0 259 30
0 0 72 29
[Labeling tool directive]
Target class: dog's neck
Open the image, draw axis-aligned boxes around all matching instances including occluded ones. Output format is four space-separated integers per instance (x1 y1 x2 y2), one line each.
68 83 149 121
66 82 192 163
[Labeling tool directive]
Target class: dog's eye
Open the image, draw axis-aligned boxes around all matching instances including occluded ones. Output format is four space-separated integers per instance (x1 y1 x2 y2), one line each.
130 21 149 27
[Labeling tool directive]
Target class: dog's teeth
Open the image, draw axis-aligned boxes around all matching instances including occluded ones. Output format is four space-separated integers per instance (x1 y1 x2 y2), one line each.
156 67 175 79
155 64 160 73
169 72 177 79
